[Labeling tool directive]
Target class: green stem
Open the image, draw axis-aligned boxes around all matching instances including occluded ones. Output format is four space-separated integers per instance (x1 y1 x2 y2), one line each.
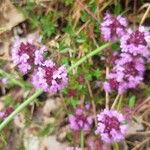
111 94 120 109
67 42 112 72
80 130 84 150
0 42 112 132
113 143 119 150
117 95 123 110
0 90 43 132
0 69 29 89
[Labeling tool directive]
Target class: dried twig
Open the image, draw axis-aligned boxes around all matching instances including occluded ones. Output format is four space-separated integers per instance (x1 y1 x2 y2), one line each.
105 66 109 109
76 0 99 22
131 138 150 150
111 94 120 109
86 80 97 125
128 131 150 136
140 4 150 25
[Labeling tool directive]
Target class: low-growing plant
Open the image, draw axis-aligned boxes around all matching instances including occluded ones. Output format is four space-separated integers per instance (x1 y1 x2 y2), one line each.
0 1 150 150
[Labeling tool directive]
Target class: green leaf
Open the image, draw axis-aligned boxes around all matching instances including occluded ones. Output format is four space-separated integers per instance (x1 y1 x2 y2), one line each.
70 98 78 108
93 69 101 78
64 0 74 6
63 24 75 36
114 3 122 15
88 1 97 13
30 15 39 29
66 132 72 142
4 95 13 106
76 32 87 44
81 12 89 23
38 123 54 136
85 74 92 81
111 43 120 50
40 13 56 40
128 95 136 108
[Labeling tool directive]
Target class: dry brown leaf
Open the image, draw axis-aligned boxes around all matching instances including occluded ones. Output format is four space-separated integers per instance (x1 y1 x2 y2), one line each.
40 136 67 150
0 101 4 111
43 98 61 116
0 39 10 61
0 0 25 34
127 117 144 135
14 113 26 128
23 126 67 150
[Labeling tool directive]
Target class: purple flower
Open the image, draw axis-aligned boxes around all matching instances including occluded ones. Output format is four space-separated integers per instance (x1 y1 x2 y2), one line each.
104 53 145 94
87 139 107 150
31 60 68 94
0 112 5 119
96 109 128 143
0 77 8 84
11 35 47 74
101 13 128 41
65 147 81 150
69 108 93 132
85 103 91 110
121 26 150 59
0 107 14 119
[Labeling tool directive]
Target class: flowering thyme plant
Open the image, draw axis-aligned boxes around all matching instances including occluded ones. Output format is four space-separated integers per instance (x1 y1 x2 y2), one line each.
0 6 150 150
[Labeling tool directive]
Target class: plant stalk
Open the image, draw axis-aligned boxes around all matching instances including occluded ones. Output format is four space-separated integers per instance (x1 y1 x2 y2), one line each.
111 94 120 109
0 69 29 88
113 143 119 150
80 130 84 150
105 66 110 109
117 95 123 110
67 42 112 72
0 42 112 131
0 90 43 131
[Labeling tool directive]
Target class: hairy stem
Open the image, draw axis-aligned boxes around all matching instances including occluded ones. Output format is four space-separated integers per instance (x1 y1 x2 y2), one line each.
113 143 119 150
80 130 84 150
0 42 112 131
67 42 112 72
86 80 97 125
105 66 110 109
0 69 30 89
0 90 43 131
117 95 123 110
111 94 120 109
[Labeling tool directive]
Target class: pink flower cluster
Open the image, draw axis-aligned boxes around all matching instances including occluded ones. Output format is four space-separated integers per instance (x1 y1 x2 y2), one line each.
121 26 150 59
11 36 47 74
11 35 68 94
96 109 128 143
101 13 150 93
69 107 93 132
104 53 145 94
32 60 68 94
101 13 127 41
